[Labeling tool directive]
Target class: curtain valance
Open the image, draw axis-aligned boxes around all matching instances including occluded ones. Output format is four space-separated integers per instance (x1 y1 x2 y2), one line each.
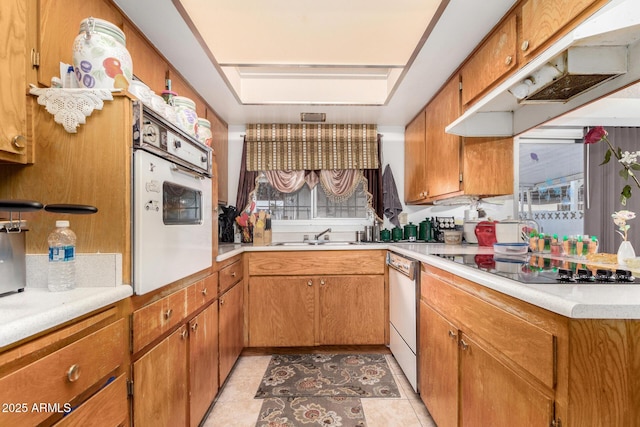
245 123 379 171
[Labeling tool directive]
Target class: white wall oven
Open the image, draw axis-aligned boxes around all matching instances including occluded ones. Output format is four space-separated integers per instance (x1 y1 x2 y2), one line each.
132 102 212 295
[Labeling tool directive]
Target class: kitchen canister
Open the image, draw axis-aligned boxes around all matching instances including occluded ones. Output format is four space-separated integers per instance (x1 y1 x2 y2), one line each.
72 17 133 90
174 96 198 137
197 118 213 147
380 229 391 242
404 222 418 241
391 226 403 242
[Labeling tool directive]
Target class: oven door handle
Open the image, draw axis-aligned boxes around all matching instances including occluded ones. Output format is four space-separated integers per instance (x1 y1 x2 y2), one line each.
170 163 205 180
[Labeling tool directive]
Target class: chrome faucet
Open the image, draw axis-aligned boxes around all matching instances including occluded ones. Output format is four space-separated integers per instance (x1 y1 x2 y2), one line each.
314 228 332 240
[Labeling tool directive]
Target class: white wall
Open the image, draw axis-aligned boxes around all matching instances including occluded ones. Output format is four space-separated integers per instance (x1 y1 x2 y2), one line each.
225 125 514 238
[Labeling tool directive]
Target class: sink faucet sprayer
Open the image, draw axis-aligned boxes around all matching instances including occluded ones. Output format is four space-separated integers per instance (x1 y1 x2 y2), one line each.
315 228 332 240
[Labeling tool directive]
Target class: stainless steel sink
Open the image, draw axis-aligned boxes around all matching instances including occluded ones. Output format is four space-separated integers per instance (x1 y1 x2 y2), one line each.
271 241 359 246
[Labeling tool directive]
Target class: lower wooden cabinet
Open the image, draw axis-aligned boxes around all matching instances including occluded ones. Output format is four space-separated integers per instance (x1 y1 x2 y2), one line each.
189 303 219 427
248 274 385 347
419 301 458 427
0 312 127 427
133 324 189 427
218 280 244 385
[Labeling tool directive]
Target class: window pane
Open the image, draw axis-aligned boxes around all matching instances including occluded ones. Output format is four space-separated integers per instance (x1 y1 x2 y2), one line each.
255 180 311 220
316 181 368 219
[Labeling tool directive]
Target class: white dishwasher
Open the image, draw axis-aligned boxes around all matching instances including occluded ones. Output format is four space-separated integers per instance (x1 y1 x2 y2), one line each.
387 251 419 392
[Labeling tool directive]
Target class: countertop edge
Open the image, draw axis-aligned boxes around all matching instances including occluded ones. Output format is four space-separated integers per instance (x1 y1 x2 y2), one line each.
0 285 133 349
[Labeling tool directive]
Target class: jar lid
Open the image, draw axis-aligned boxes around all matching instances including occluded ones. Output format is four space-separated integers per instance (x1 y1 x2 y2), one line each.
197 118 211 128
79 17 126 46
56 220 70 228
173 96 196 109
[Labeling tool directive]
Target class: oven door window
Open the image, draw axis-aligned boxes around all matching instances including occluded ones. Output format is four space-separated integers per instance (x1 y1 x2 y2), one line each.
163 181 202 225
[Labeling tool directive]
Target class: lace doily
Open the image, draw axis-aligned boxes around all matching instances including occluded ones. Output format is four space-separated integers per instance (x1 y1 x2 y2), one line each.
29 85 116 133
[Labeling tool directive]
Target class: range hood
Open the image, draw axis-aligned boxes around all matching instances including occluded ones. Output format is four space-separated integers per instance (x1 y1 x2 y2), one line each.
447 0 640 137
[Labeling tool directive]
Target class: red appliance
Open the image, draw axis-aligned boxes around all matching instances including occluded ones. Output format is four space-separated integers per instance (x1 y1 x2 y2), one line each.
474 221 497 246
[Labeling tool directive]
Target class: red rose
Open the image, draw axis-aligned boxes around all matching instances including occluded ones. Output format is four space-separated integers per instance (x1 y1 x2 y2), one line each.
584 126 607 144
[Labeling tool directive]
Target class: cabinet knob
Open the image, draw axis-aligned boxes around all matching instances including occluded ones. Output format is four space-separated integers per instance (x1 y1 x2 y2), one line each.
459 339 469 351
448 330 457 340
191 322 198 332
12 135 26 150
201 288 208 296
307 280 313 287
66 364 81 382
164 308 173 320
505 55 513 66
181 329 189 339
320 279 326 286
220 299 225 305
521 40 530 51
231 271 237 277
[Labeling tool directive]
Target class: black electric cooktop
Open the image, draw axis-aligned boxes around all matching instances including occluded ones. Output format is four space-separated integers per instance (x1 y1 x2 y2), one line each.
435 253 637 285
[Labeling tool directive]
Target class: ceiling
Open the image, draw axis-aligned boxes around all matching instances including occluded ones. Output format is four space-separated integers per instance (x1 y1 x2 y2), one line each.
113 0 518 126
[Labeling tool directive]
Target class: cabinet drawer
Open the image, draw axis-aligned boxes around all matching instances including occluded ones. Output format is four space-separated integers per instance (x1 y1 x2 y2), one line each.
249 250 385 276
421 263 453 298
219 260 243 293
132 287 188 353
424 274 555 388
188 274 218 314
53 373 128 427
0 319 126 427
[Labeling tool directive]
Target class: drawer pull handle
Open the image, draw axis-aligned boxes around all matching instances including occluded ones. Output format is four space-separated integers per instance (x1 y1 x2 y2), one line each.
231 271 237 277
307 280 313 287
505 55 513 66
201 288 208 296
164 309 173 320
191 322 198 332
521 40 529 51
459 339 469 351
448 330 457 340
220 299 224 305
67 364 81 382
181 329 189 339
320 279 326 286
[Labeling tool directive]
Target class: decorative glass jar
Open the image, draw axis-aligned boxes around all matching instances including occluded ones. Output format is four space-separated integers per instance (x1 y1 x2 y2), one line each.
72 17 133 90
173 96 198 137
197 118 213 147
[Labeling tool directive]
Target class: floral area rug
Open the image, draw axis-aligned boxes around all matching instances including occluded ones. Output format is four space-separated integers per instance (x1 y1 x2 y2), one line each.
254 354 400 427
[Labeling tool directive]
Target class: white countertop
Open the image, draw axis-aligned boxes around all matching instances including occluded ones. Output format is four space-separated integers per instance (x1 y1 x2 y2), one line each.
0 285 133 348
218 241 640 319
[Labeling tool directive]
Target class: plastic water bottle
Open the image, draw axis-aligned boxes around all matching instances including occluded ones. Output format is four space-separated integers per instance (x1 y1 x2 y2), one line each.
48 220 76 291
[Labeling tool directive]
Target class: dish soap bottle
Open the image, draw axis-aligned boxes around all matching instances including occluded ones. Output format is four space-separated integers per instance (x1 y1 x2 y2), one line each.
48 220 77 291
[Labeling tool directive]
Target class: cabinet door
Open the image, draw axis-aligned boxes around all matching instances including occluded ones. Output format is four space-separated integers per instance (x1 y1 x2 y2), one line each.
425 77 461 200
420 302 458 427
459 333 553 427
189 303 219 427
318 275 385 345
219 282 244 384
0 0 36 164
133 325 189 427
461 15 517 106
520 0 599 58
207 108 229 205
461 137 514 196
248 276 315 347
404 110 427 203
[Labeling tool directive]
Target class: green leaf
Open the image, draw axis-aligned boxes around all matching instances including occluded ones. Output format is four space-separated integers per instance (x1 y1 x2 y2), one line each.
622 184 632 199
631 163 640 171
600 149 612 165
620 168 629 180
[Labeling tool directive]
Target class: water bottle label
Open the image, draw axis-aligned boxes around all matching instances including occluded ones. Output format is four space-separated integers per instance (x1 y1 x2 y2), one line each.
49 246 75 262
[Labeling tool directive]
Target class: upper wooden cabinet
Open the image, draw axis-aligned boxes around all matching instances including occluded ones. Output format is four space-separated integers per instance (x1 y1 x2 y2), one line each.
0 0 37 164
461 137 513 196
207 108 229 205
461 15 517 107
123 21 168 93
404 110 427 203
520 0 600 59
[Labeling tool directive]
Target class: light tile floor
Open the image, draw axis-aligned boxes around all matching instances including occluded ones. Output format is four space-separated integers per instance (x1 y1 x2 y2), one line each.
203 353 437 427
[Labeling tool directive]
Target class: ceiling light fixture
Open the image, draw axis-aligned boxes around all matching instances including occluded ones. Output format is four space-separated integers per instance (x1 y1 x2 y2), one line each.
300 113 326 123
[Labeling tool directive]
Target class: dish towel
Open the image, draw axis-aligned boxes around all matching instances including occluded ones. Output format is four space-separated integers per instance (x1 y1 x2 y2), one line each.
382 164 403 227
